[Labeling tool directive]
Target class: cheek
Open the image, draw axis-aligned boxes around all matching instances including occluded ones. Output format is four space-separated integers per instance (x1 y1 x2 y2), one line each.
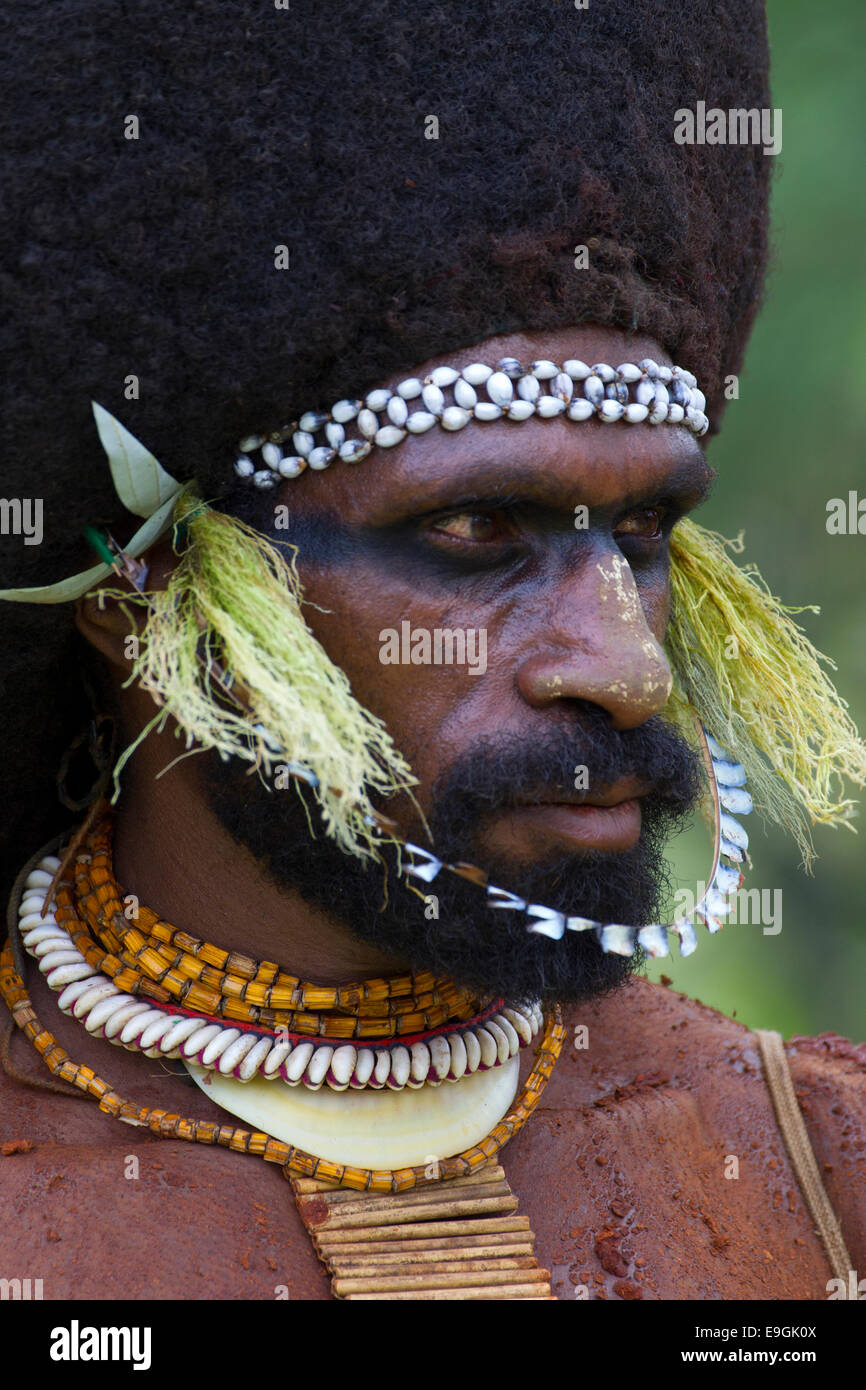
633 561 671 640
294 558 475 771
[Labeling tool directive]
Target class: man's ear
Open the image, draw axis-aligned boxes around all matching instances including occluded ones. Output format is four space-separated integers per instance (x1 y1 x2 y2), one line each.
73 535 178 671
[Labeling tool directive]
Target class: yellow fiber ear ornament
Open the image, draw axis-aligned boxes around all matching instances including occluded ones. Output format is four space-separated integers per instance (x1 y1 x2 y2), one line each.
665 518 866 868
109 491 418 862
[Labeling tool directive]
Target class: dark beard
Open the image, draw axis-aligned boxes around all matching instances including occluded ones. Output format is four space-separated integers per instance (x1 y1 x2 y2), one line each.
199 705 703 1007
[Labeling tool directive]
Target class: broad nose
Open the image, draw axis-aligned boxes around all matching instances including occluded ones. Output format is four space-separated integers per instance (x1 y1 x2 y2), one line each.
515 552 673 730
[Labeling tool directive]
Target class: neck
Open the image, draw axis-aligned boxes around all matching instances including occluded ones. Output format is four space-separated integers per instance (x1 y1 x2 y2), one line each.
112 696 410 984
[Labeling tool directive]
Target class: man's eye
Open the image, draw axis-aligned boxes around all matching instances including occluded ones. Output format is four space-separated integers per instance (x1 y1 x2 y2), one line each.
427 510 517 543
614 507 666 540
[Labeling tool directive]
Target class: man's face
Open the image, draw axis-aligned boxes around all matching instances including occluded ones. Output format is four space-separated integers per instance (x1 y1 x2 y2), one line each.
202 326 714 1003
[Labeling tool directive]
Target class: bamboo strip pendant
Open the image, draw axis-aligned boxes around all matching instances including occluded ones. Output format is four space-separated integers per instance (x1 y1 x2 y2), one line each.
292 1165 555 1300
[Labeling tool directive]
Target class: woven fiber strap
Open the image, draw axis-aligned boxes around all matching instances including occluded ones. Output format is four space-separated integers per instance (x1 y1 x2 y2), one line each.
754 1028 853 1283
291 1165 554 1300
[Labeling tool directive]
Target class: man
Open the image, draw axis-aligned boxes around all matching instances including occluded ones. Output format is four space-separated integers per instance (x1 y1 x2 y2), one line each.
1 1 864 1302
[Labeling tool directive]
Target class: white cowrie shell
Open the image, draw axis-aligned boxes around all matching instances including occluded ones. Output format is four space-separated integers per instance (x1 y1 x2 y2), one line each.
647 400 668 424
421 384 445 415
429 365 460 388
583 375 604 405
599 400 624 422
497 357 523 378
720 787 753 816
237 1037 274 1081
474 402 503 421
374 425 406 448
56 977 108 1012
331 399 361 423
530 359 557 379
441 406 471 431
563 359 590 379
83 995 131 1035
387 396 409 426
475 1027 499 1068
299 411 328 432
235 457 254 477
387 1046 411 1089
484 1020 511 1064
292 430 314 455
501 1007 532 1045
357 409 378 439
453 378 477 409
461 362 493 385
720 813 749 850
219 1034 258 1076
492 1015 519 1056
463 1031 482 1073
624 403 649 423
410 1042 431 1083
590 363 615 383
373 1049 392 1087
448 1033 468 1079
600 924 637 956
284 1041 315 1082
252 470 277 489
635 379 656 406
637 924 670 958
616 363 642 382
120 1008 168 1046
714 862 741 894
486 372 514 406
517 375 541 402
136 1014 179 1049
429 1035 451 1080
712 759 747 787
567 399 594 421
103 1000 157 1040
397 377 423 399
536 396 566 418
262 1040 293 1076
307 446 335 469
305 1045 333 1087
45 966 94 991
720 838 745 864
406 411 437 433
158 1015 211 1052
552 372 574 403
279 455 307 477
352 1049 376 1087
666 403 685 423
330 1045 357 1086
261 442 282 467
25 869 54 890
365 388 392 412
200 1028 241 1067
507 400 535 421
325 421 346 448
338 439 370 462
39 949 86 970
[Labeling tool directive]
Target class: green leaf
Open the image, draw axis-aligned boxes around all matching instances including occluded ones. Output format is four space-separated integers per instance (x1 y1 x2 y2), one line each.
0 562 113 604
0 484 189 605
92 401 183 518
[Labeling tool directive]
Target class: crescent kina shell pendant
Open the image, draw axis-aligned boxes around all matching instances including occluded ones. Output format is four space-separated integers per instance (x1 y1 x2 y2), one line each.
185 1053 520 1170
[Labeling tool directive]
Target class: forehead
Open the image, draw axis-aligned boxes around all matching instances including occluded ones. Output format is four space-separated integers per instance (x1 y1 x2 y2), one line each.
284 326 713 520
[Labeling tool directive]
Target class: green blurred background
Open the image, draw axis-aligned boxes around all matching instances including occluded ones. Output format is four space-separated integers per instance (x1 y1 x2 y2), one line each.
646 0 866 1038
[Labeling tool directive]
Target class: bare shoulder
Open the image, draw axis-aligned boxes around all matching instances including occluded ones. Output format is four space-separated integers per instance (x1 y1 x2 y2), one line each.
547 977 865 1266
784 1031 866 1265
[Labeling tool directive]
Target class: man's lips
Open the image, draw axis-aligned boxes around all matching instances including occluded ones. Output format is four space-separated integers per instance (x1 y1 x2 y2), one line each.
500 779 650 853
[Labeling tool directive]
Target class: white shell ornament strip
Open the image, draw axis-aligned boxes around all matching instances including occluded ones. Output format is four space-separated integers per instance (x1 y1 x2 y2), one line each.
233 357 710 488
